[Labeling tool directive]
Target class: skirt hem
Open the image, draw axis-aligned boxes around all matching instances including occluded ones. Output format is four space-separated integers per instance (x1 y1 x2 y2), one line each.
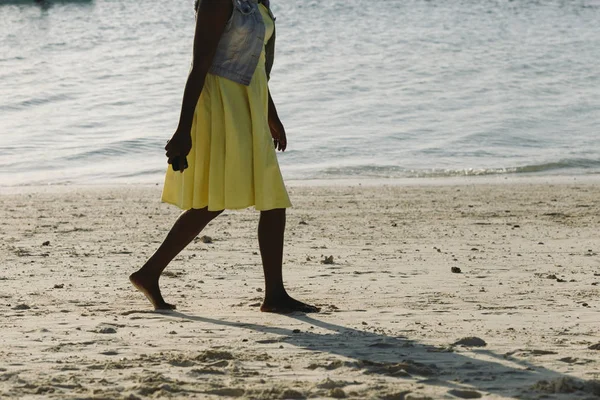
161 198 292 212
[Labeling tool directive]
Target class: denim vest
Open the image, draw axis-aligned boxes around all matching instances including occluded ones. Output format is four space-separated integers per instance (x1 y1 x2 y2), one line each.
196 0 276 86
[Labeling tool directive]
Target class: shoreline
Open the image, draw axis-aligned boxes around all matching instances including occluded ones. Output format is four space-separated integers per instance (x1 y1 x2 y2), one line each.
2 172 600 194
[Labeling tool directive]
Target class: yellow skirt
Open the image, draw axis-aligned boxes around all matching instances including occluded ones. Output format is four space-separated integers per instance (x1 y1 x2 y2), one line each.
161 24 291 212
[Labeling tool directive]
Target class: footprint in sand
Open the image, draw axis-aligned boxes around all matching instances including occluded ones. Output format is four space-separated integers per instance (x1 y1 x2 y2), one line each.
448 389 483 399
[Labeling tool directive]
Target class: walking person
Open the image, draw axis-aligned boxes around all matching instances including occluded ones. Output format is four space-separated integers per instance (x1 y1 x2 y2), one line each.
130 0 318 313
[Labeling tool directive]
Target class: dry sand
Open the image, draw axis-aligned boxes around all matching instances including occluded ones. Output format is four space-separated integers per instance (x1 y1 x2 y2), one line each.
1 180 599 399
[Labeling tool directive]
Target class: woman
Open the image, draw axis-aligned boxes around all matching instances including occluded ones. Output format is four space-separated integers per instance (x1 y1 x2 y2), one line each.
129 0 318 314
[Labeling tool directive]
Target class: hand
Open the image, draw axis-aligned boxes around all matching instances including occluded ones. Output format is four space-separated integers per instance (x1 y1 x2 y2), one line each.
268 117 287 152
165 129 192 172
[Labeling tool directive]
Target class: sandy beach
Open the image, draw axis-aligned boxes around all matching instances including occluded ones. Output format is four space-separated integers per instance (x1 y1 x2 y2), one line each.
1 179 599 399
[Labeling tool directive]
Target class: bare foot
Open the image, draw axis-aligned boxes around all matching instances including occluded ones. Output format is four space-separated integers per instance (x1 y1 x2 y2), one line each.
129 271 176 310
261 294 320 314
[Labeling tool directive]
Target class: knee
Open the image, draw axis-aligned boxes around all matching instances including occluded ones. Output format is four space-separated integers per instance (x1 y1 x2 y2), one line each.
211 209 225 218
260 208 286 221
262 208 286 215
188 207 224 221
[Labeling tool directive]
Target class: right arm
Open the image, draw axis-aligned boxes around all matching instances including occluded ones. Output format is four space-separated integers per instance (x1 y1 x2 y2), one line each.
165 0 233 170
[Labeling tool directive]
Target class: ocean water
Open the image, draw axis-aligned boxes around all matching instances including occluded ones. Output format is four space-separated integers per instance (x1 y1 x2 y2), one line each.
1 0 599 186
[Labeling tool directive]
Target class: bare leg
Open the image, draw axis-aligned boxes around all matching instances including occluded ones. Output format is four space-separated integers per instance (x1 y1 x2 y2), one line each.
258 208 319 313
130 207 222 310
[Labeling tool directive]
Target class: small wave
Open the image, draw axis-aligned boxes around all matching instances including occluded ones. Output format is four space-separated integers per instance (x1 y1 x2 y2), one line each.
0 93 73 112
0 0 94 6
511 161 599 174
317 158 600 180
63 137 163 161
412 159 600 178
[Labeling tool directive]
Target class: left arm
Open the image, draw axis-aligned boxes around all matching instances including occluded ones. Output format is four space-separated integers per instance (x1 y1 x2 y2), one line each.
268 89 287 152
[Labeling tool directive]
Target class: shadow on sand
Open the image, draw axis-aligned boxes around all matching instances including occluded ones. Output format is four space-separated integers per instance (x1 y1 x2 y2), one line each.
156 310 599 399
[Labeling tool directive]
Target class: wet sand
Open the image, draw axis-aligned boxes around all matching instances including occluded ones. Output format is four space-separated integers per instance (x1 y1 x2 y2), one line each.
1 181 599 399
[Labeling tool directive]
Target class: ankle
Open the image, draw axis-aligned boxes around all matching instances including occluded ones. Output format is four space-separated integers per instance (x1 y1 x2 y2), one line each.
264 287 289 300
131 268 160 281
